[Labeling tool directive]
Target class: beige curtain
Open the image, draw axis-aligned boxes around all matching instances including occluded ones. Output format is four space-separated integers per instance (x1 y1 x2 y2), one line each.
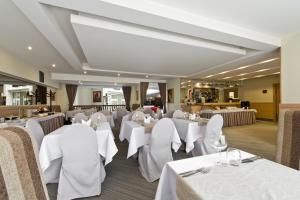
140 82 149 107
122 86 132 111
65 84 78 110
158 83 167 113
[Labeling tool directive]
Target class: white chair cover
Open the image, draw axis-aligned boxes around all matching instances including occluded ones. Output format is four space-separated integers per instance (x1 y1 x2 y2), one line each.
173 110 185 119
25 119 44 150
117 110 128 121
90 112 107 128
143 109 153 115
138 118 175 182
57 124 101 200
131 111 145 121
73 113 88 123
101 110 111 115
83 108 97 117
192 114 227 156
119 113 133 141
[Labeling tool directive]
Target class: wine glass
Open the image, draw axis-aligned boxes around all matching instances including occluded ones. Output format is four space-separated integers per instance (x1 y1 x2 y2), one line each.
226 148 242 166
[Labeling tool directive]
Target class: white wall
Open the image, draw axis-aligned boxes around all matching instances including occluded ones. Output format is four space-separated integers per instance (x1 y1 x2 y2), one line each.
282 33 300 103
239 75 280 103
167 78 180 111
0 48 59 88
53 83 69 112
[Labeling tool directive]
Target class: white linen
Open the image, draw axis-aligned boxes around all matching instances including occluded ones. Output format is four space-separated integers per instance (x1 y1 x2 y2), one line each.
138 118 178 182
173 110 185 119
73 113 88 123
171 118 206 153
192 114 226 156
96 122 118 165
155 151 253 200
155 151 300 200
25 119 45 151
57 124 101 200
131 111 145 121
39 124 117 184
120 120 181 158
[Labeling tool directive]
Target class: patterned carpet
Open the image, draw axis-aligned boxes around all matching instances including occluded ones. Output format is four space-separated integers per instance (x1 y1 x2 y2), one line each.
47 121 277 199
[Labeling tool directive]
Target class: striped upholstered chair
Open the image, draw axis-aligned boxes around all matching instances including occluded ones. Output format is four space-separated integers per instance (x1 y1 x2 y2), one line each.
0 126 49 200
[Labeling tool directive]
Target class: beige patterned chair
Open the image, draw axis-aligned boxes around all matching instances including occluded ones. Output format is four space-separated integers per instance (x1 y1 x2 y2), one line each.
0 126 49 200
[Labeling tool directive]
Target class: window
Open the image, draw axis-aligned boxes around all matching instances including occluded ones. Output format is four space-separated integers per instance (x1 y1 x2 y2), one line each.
103 88 125 105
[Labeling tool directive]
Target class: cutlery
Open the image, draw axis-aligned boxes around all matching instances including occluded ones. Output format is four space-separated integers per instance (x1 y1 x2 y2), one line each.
180 167 210 178
241 156 262 163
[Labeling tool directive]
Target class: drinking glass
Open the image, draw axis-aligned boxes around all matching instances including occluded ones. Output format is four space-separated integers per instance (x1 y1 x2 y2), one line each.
226 148 242 166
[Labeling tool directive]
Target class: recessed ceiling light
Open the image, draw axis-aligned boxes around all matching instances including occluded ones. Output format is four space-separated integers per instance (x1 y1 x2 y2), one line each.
117 73 121 77
255 69 270 73
52 64 56 68
218 71 229 75
205 75 214 78
222 77 232 79
27 46 32 50
145 75 149 78
83 71 87 74
237 73 248 76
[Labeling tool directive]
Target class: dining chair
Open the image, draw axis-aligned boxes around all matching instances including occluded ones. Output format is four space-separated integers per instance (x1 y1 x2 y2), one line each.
0 127 49 200
57 124 101 200
173 110 185 119
90 112 107 128
25 119 45 151
131 111 145 121
101 110 111 115
138 118 175 182
192 114 227 156
73 113 88 123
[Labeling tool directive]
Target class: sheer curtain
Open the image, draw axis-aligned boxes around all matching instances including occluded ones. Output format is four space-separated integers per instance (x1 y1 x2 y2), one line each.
65 84 78 110
158 83 167 113
122 86 132 111
140 82 149 108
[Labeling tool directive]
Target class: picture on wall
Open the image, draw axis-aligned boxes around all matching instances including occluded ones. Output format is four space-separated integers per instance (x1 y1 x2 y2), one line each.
167 88 174 103
93 91 102 102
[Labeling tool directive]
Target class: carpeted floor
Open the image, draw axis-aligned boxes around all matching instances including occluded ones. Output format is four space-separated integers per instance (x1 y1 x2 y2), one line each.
47 121 278 199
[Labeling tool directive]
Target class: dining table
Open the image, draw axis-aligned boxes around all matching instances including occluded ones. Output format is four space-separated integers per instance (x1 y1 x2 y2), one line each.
39 122 118 184
171 118 208 153
119 120 182 158
155 150 300 200
200 108 257 127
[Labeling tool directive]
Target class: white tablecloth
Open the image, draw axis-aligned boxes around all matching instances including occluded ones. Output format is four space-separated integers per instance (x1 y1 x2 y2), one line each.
39 124 118 183
155 151 300 200
171 118 206 153
120 121 181 158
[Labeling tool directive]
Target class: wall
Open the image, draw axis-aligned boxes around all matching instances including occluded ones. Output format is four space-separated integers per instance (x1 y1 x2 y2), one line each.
239 75 280 120
167 78 180 111
282 33 300 104
0 48 59 88
53 83 69 112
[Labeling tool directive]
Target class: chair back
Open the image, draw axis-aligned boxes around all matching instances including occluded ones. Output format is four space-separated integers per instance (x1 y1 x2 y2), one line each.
25 119 44 150
58 124 100 199
73 113 88 123
117 110 128 121
101 110 111 115
173 110 185 119
90 112 107 125
143 109 153 115
131 111 145 121
150 118 174 169
205 114 224 143
0 127 49 200
83 108 97 117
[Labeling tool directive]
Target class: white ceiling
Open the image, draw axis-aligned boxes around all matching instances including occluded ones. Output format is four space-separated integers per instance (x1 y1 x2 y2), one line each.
2 0 299 85
149 0 300 38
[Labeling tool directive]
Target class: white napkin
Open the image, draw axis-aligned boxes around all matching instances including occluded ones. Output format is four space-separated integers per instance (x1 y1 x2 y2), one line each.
81 119 92 126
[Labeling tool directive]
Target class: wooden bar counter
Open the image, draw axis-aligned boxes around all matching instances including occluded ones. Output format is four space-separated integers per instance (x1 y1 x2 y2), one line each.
181 102 240 113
